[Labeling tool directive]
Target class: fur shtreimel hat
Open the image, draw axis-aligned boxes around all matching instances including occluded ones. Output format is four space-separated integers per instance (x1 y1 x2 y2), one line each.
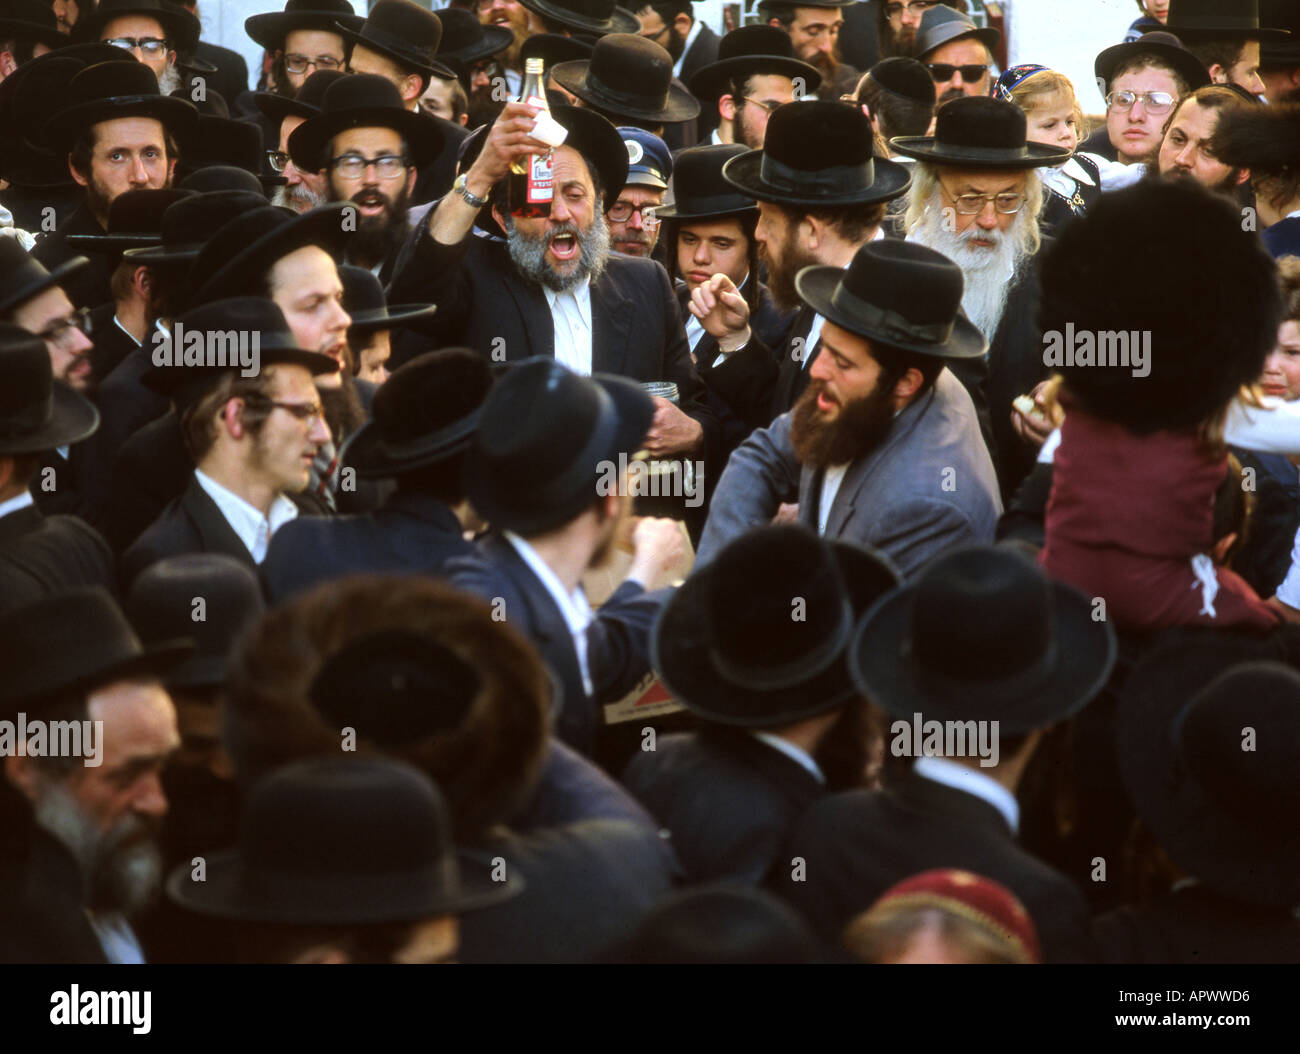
1211 102 1300 173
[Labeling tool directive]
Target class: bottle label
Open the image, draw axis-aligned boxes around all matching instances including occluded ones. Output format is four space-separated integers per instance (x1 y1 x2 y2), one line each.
523 93 553 205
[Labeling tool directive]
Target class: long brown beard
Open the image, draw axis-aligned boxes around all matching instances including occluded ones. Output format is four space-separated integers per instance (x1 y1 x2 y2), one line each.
789 375 898 469
763 231 817 313
321 373 367 443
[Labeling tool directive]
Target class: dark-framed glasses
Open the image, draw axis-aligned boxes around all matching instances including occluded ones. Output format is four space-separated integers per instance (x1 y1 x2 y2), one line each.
266 150 290 173
36 306 92 346
284 53 344 74
607 201 659 228
104 36 169 56
329 153 409 179
926 62 989 83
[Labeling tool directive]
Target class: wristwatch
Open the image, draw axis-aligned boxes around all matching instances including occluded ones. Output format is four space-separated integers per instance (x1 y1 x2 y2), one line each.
452 173 488 208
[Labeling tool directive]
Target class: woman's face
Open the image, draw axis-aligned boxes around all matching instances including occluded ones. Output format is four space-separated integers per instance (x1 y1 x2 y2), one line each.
1260 319 1300 400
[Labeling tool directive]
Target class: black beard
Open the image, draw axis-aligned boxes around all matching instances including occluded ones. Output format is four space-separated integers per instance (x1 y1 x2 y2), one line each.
763 235 817 313
322 372 367 442
338 182 411 270
790 375 897 469
664 25 688 62
880 21 918 58
467 85 505 131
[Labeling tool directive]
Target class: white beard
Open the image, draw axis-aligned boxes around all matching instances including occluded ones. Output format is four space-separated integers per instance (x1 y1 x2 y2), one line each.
158 62 182 96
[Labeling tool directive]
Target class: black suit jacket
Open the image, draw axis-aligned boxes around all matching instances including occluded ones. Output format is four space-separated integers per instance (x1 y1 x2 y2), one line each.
31 444 99 523
0 183 83 238
771 771 1095 962
31 202 111 311
88 304 138 383
0 503 115 615
193 41 250 108
678 23 720 84
411 114 470 206
103 410 191 553
622 729 825 885
986 254 1049 499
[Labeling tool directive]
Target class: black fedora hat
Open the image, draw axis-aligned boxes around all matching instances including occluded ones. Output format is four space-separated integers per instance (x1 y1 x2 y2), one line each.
346 347 491 479
0 586 192 716
287 73 444 172
123 186 269 266
44 59 198 150
519 32 593 69
0 54 105 186
1159 0 1290 41
1095 30 1213 96
66 187 192 255
436 7 513 75
1260 0 1300 67
1119 637 1300 906
187 202 352 307
517 0 639 36
688 24 822 102
253 68 348 128
721 99 911 208
245 0 364 53
530 104 629 204
795 240 986 359
654 526 900 727
654 144 756 221
465 357 653 535
0 323 99 455
0 237 88 315
175 114 281 186
338 0 455 81
912 3 1000 61
72 0 200 52
166 755 521 924
125 553 265 690
339 264 437 336
891 95 1071 168
849 546 1117 736
0 0 68 50
552 33 700 125
177 165 268 195
868 56 939 107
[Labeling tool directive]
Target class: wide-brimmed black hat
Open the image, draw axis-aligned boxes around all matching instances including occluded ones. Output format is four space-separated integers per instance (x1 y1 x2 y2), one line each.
436 6 513 77
1119 637 1300 906
0 238 88 314
654 526 900 727
722 100 911 208
187 202 351 306
519 32 594 69
655 144 755 221
850 546 1117 736
0 0 68 49
0 53 111 186
465 358 653 535
868 56 939 106
123 186 269 266
288 73 444 172
45 59 198 149
891 95 1071 168
1157 0 1290 41
913 3 1000 61
795 240 986 359
518 0 639 36
1095 30 1213 95
1260 0 1300 66
126 553 265 690
553 33 699 125
66 187 192 255
245 0 363 52
339 264 437 336
0 323 99 455
337 0 455 81
688 24 822 102
253 68 348 129
166 755 521 924
346 348 491 479
72 0 201 52
0 587 192 717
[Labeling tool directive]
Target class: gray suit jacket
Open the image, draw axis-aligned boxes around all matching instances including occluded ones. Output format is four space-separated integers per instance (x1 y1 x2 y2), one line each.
697 369 1001 577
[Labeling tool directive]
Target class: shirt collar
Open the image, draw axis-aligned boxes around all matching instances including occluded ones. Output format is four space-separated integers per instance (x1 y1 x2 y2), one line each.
672 19 704 79
0 490 35 519
113 314 142 348
913 755 1020 833
751 731 825 784
193 468 298 562
502 530 593 637
543 275 591 309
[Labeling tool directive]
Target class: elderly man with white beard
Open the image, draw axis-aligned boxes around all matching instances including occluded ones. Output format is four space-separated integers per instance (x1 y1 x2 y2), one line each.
894 95 1071 498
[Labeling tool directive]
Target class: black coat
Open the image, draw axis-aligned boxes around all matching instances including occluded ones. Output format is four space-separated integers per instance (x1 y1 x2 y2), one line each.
986 253 1049 499
411 114 471 207
771 771 1095 962
31 441 101 524
260 488 473 602
30 202 112 311
0 502 115 615
102 410 191 553
621 729 825 885
192 41 250 108
88 304 139 384
0 183 83 238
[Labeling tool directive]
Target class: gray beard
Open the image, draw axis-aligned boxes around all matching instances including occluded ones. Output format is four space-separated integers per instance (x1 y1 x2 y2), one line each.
504 212 610 293
158 62 182 96
272 181 322 213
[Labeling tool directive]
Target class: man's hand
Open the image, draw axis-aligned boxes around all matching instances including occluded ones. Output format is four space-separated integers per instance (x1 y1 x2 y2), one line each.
643 396 703 456
627 516 688 587
1010 379 1058 447
1266 595 1300 623
771 503 800 526
688 273 751 352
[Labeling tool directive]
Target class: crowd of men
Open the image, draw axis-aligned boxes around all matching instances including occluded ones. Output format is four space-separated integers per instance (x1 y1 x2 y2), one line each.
2 0 1300 965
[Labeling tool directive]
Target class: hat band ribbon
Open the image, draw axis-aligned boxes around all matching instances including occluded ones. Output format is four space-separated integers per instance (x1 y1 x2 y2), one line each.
674 192 756 215
908 633 1058 699
708 596 854 692
1171 16 1260 30
371 406 482 461
930 141 1029 160
761 154 875 196
828 283 954 346
356 24 438 65
583 76 673 114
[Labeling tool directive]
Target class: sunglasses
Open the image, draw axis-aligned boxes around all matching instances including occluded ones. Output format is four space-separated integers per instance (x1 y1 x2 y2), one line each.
926 62 988 84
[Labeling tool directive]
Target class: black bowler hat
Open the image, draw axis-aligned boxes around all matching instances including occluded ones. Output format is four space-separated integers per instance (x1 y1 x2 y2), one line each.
187 202 351 307
0 587 191 717
0 0 68 50
1259 0 1300 67
45 59 198 150
346 348 491 479
655 144 755 221
253 68 348 129
688 24 822 102
0 238 88 315
245 0 363 53
72 0 201 52
288 73 444 172
1158 0 1290 41
126 553 265 690
722 100 911 208
0 323 99 455
123 187 269 266
518 0 639 36
912 3 1000 61
166 755 521 924
519 32 593 70
654 526 900 728
337 0 455 81
795 240 986 360
891 95 1071 168
1095 31 1212 96
0 56 94 186
436 7 513 77
553 34 700 125
339 264 437 336
175 114 282 186
66 187 192 256
850 546 1117 736
178 165 267 195
465 358 653 535
1119 638 1300 907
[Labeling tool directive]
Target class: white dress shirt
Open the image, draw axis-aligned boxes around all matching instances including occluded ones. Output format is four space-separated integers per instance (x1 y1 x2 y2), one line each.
544 276 594 376
88 912 146 964
193 469 298 564
0 490 34 520
913 755 1020 833
752 731 826 784
817 462 849 535
113 314 142 348
803 312 826 370
504 530 595 696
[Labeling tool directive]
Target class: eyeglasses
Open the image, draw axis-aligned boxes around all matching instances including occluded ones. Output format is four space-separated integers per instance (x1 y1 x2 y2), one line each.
284 54 344 74
884 1 937 18
607 201 659 228
926 62 989 84
35 306 92 347
104 36 169 57
262 399 325 428
266 150 291 173
944 188 1026 215
1105 89 1175 114
738 96 784 115
329 153 409 179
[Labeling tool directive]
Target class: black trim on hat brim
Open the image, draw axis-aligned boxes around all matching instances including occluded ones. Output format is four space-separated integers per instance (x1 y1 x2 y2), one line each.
1118 637 1300 907
917 25 1001 61
440 24 516 70
253 90 320 127
142 346 341 399
1094 39 1213 92
287 105 443 172
244 10 366 52
336 23 458 81
344 403 479 479
20 637 194 714
551 58 700 124
0 381 100 455
1155 23 1291 42
179 55 219 76
66 232 163 254
0 254 90 316
888 136 1072 170
849 576 1116 737
516 0 640 35
121 243 202 264
0 18 66 50
345 301 438 334
721 147 912 208
795 264 986 360
653 197 757 222
44 95 198 151
688 55 822 102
